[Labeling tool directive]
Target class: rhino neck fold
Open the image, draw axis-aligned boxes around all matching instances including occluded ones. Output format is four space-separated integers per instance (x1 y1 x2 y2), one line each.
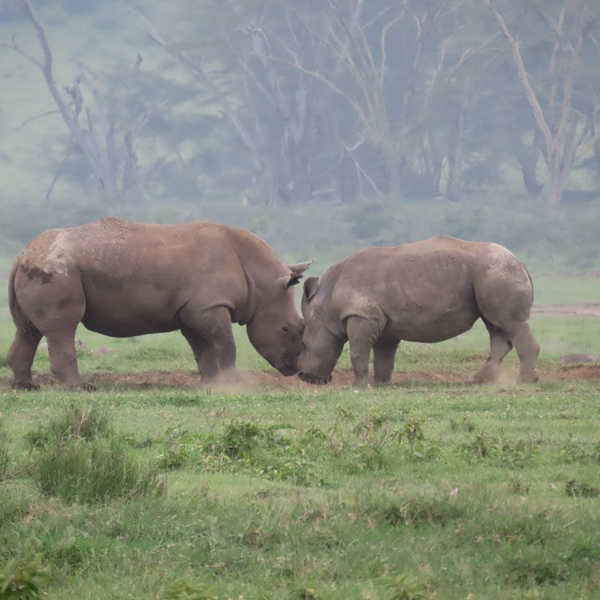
232 268 256 326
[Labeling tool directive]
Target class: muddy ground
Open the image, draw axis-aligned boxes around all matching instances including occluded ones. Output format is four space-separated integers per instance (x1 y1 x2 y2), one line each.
2 362 599 393
2 304 599 391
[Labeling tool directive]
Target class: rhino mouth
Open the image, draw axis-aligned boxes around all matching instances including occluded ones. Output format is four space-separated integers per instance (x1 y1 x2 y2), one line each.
298 372 332 385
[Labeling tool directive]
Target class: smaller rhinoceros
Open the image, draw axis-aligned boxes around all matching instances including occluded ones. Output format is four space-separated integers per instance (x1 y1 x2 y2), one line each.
298 236 540 386
7 218 311 390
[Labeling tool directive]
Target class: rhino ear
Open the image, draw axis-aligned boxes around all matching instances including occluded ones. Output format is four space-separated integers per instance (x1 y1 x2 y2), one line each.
277 272 304 289
278 259 314 288
303 276 320 302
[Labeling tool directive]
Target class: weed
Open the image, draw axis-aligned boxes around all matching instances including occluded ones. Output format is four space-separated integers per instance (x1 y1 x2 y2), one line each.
560 437 600 464
0 557 49 600
162 580 217 600
25 403 112 449
450 416 476 432
383 573 431 600
0 422 9 481
156 426 199 470
460 431 537 467
0 488 32 530
508 478 530 495
383 496 464 527
502 551 570 586
220 420 262 458
565 480 600 498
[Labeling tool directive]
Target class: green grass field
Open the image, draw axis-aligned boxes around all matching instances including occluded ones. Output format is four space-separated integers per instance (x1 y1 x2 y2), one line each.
1 274 600 599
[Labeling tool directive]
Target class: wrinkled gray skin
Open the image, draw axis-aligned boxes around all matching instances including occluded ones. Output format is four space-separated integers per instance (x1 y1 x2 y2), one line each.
298 236 540 386
8 218 311 390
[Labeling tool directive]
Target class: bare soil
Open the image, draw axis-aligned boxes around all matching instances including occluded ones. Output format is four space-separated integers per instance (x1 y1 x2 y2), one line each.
2 361 599 392
531 303 600 317
2 304 599 391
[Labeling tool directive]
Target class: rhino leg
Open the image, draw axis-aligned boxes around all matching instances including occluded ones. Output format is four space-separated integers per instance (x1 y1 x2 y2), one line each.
473 321 513 383
346 316 381 386
513 322 540 383
46 327 94 390
16 274 92 390
179 305 237 382
373 338 400 384
7 327 42 390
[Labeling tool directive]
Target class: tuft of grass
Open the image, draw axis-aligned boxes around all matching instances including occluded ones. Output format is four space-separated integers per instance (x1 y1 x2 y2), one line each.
162 580 217 600
31 436 165 504
25 403 112 449
0 421 10 481
0 556 49 600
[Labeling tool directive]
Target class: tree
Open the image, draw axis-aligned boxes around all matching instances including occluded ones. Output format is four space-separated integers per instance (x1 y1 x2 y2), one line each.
5 0 163 206
484 0 600 208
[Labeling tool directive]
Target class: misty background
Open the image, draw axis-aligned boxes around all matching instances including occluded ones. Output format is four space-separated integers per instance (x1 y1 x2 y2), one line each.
1 0 599 270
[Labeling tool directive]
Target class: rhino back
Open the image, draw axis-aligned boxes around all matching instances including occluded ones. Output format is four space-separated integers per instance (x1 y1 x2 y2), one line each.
15 219 278 336
322 237 528 342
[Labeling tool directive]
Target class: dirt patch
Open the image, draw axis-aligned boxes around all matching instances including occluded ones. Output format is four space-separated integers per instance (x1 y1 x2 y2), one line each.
2 362 599 392
532 303 600 318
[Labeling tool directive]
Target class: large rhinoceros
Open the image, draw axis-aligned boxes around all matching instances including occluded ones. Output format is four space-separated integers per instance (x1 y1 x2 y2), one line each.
7 218 311 390
298 236 540 385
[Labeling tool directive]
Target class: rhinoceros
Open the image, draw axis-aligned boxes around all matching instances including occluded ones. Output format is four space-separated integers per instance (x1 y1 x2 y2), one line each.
7 218 311 390
298 236 540 385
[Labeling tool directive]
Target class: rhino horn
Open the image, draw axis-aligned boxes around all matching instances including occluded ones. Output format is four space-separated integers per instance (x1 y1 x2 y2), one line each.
288 260 313 277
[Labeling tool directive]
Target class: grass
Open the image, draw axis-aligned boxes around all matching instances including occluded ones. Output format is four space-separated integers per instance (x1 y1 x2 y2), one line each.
1 275 600 599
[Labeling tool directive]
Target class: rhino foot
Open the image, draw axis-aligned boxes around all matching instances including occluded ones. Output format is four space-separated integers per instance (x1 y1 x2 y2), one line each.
518 372 539 384
11 381 40 391
298 372 332 385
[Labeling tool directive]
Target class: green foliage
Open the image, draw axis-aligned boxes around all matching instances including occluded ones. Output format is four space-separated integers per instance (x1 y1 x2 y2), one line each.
383 573 431 600
0 422 10 481
162 581 217 600
25 403 112 449
3 300 600 598
32 436 164 504
565 480 600 498
0 557 48 600
25 404 163 504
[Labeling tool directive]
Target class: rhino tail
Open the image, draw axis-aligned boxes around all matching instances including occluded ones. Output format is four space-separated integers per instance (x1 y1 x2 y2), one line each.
8 262 38 335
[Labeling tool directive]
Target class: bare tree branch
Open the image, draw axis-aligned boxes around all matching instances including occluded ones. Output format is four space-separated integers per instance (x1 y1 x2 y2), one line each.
134 7 257 154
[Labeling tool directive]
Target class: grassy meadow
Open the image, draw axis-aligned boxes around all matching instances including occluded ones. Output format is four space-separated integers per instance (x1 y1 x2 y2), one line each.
1 273 600 600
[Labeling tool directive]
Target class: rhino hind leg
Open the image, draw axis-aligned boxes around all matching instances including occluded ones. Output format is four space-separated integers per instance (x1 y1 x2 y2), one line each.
7 326 42 390
474 319 540 384
373 338 400 384
473 321 513 383
179 305 237 382
46 327 94 390
513 322 540 383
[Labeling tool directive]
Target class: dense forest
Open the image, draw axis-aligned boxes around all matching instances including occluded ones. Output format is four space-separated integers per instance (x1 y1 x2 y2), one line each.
1 0 599 267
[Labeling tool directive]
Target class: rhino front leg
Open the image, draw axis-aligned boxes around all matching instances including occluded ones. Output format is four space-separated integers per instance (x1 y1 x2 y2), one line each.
180 305 237 382
346 316 381 386
373 338 400 384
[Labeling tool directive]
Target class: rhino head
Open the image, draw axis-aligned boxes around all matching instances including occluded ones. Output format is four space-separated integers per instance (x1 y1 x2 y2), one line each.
246 261 312 375
298 276 344 384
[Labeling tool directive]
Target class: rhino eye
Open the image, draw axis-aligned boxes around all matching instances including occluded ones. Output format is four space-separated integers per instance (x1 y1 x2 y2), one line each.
281 325 289 333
